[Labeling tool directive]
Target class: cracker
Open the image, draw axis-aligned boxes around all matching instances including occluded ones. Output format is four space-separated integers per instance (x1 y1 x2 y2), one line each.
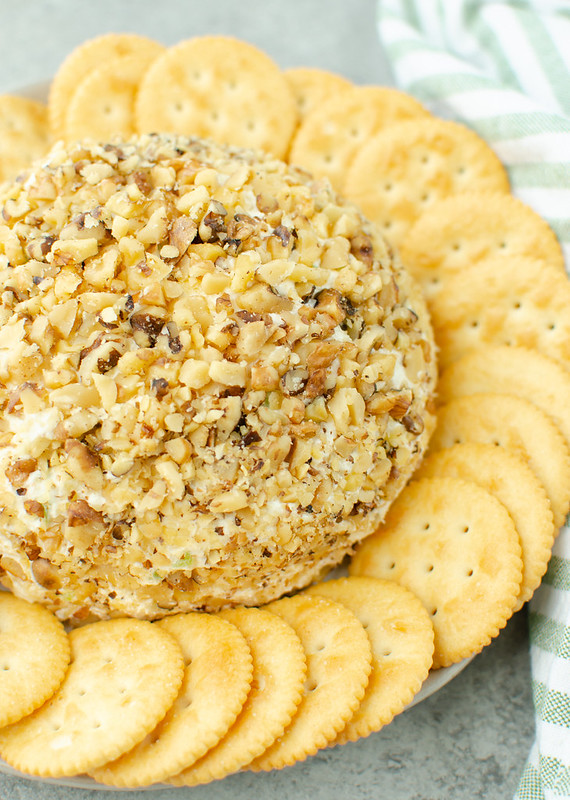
0 95 49 182
430 257 570 369
288 85 431 191
416 443 555 609
400 193 565 302
0 618 184 777
65 50 163 143
349 477 523 668
48 33 164 138
430 393 570 529
284 67 352 120
170 607 306 786
437 345 570 452
304 577 434 743
249 594 372 771
135 36 297 160
0 594 70 728
344 118 509 247
91 613 252 788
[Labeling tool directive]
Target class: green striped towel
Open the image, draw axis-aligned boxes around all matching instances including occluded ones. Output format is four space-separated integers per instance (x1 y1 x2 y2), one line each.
376 2 570 798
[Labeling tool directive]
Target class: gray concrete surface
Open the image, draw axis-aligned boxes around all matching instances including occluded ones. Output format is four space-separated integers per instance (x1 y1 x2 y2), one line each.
0 1 535 797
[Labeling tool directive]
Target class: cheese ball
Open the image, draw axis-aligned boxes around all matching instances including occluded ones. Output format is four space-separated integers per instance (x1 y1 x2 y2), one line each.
0 134 436 621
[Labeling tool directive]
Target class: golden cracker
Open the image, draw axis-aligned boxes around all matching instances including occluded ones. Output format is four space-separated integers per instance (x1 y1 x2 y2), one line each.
170 607 306 786
91 613 252 788
284 67 352 120
289 85 431 191
416 443 555 608
430 393 570 529
0 594 70 728
430 257 570 370
0 95 49 182
48 33 164 138
400 192 565 303
65 50 164 143
344 118 509 247
249 594 372 771
135 36 297 160
304 577 434 743
350 477 523 668
0 618 184 777
437 345 570 452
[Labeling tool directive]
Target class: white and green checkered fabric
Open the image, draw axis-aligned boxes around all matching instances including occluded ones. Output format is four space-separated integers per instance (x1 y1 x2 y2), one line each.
376 2 570 798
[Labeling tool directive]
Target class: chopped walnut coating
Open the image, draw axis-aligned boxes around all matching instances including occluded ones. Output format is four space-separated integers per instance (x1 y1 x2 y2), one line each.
0 134 436 621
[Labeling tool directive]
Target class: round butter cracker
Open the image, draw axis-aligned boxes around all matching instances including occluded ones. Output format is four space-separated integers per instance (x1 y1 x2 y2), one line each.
170 607 306 786
0 593 70 729
430 257 570 370
400 192 565 303
48 33 165 138
0 618 184 778
92 613 253 788
416 443 555 608
344 118 509 247
437 345 570 453
284 67 352 120
430 393 570 529
304 577 434 743
289 85 431 191
65 49 164 142
135 36 297 160
249 594 372 771
0 95 49 182
350 477 523 668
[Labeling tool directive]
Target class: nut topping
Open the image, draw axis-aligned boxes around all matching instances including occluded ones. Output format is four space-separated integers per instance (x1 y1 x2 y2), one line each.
0 133 436 621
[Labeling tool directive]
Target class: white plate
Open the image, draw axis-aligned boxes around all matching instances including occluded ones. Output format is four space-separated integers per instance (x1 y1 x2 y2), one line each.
0 80 475 791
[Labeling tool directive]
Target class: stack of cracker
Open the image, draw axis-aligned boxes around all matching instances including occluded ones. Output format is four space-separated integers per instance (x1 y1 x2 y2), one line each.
0 31 568 789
